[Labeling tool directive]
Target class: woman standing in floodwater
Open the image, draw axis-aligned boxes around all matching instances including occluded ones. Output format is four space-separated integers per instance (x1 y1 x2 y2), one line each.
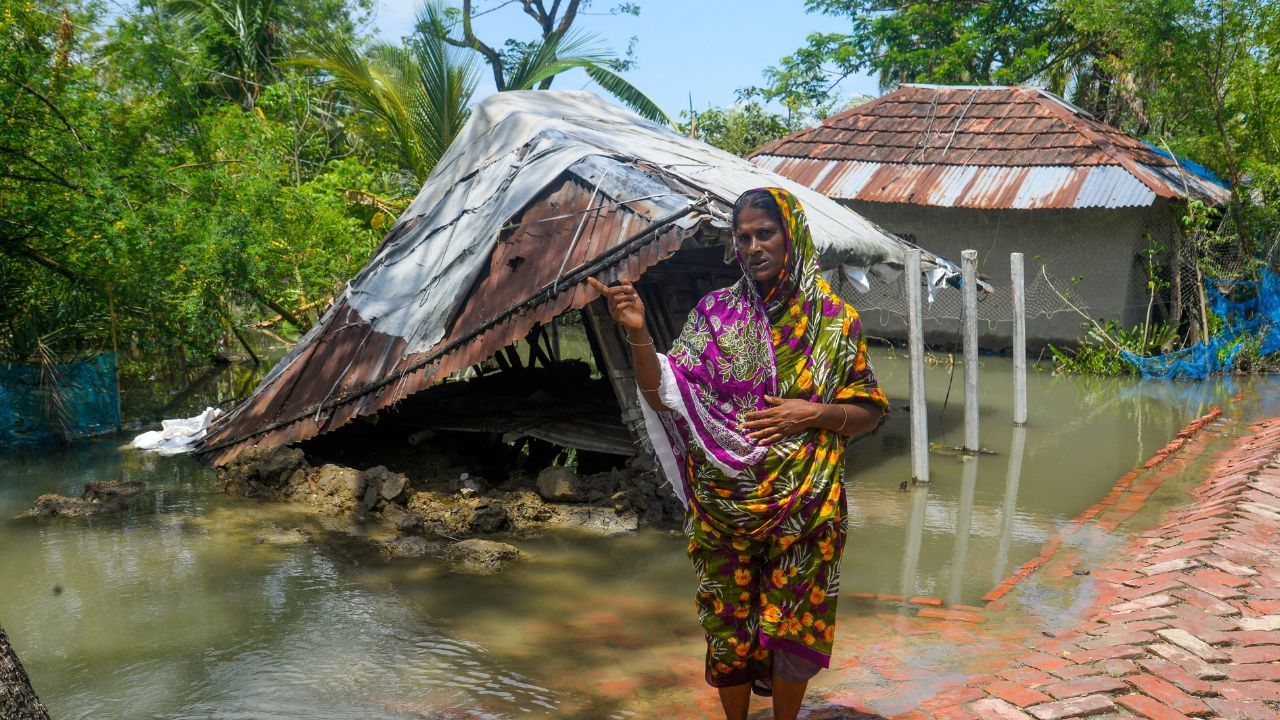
588 187 888 720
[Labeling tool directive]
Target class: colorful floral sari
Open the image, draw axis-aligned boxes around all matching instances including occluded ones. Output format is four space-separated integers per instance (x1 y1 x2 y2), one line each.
638 187 889 687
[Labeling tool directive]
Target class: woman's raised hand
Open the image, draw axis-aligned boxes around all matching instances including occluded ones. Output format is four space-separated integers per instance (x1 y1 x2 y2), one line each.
587 277 646 333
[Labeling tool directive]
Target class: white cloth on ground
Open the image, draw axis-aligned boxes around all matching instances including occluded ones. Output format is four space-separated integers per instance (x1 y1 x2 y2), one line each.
130 407 222 455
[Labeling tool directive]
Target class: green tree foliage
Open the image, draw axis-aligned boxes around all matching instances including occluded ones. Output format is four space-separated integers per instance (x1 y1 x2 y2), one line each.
675 103 794 158
433 0 670 124
1 0 386 373
296 1 670 182
1062 0 1279 227
753 0 1084 122
293 3 480 182
1 0 669 384
161 0 374 108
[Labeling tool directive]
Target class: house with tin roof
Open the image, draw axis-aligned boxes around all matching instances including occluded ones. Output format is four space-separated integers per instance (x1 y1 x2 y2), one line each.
752 84 1231 349
194 91 957 468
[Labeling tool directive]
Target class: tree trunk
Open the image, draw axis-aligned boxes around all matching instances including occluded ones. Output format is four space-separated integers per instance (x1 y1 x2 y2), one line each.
0 623 51 720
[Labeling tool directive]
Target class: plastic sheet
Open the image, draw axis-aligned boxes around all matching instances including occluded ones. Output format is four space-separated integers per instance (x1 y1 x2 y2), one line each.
0 353 121 451
131 407 223 455
1123 269 1280 380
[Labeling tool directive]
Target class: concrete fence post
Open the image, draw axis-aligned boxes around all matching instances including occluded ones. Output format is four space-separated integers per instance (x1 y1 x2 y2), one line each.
962 249 980 453
1011 252 1027 426
906 249 929 483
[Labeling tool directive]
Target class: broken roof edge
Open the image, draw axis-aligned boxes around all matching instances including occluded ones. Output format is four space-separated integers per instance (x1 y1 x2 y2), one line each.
193 91 966 467
193 209 706 466
343 90 913 358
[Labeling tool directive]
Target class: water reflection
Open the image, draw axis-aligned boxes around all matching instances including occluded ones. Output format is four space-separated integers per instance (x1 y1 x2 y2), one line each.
992 426 1027 584
947 457 979 605
2 354 1274 719
843 353 1225 604
0 444 559 720
898 484 929 599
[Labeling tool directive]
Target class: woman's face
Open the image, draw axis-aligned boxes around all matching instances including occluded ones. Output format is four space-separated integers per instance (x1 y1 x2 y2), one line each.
734 205 787 288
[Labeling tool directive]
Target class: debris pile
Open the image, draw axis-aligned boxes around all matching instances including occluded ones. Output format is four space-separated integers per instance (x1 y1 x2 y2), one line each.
21 481 147 518
212 438 684 573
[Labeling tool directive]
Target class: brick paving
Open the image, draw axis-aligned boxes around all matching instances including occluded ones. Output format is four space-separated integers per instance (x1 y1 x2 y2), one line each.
898 417 1280 720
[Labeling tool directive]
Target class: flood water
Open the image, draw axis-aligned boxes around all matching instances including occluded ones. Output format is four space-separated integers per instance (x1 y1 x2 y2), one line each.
3 353 1279 719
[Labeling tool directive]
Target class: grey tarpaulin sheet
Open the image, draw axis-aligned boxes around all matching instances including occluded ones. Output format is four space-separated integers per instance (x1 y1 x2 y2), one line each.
341 90 918 355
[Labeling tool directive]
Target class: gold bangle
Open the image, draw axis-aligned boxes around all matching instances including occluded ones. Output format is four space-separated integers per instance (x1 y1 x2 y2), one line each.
638 382 660 393
836 405 850 433
626 336 653 347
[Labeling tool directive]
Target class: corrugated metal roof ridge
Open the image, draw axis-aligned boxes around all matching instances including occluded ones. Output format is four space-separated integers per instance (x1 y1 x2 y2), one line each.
900 83 1013 90
752 85 1119 166
754 84 1193 175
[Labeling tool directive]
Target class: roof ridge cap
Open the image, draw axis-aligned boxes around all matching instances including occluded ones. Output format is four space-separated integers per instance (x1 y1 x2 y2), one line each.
1021 86 1120 158
748 90 900 159
901 82 1014 91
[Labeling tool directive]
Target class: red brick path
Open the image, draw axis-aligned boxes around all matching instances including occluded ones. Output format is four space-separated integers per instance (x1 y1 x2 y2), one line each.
903 417 1280 720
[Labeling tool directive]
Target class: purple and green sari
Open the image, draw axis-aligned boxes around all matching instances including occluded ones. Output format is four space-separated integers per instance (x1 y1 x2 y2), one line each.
638 187 889 688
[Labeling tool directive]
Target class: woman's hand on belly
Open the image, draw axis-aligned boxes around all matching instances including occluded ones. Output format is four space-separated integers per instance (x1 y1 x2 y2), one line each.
742 397 885 445
740 395 820 446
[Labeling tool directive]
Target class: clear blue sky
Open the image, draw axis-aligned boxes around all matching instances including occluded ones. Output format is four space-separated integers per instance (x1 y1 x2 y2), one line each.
371 0 881 117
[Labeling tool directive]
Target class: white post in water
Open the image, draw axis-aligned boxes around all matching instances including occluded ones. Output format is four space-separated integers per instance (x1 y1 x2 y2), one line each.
1011 252 1027 426
962 249 980 453
906 249 929 483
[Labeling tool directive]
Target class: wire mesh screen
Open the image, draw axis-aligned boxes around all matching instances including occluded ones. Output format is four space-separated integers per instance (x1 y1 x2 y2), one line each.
831 201 1235 346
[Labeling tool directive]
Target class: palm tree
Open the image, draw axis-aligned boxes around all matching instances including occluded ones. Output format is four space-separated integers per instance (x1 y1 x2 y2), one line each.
295 1 670 182
165 0 281 109
293 3 477 182
500 28 670 125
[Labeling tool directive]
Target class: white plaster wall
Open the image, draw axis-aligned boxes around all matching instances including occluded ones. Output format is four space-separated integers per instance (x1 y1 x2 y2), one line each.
840 201 1173 351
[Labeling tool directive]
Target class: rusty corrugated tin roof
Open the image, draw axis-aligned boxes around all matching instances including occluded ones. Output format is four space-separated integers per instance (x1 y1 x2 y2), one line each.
751 85 1231 209
193 91 948 467
194 172 690 466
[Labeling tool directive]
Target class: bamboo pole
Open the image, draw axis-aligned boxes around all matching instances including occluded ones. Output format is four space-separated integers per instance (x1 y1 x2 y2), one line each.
906 249 929 483
962 249 979 453
1011 253 1027 426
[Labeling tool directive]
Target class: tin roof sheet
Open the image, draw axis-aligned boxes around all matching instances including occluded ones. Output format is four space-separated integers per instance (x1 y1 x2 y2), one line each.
751 85 1230 209
193 91 949 466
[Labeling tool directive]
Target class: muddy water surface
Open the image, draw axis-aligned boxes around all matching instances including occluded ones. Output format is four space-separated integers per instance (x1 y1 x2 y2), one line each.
2 354 1277 719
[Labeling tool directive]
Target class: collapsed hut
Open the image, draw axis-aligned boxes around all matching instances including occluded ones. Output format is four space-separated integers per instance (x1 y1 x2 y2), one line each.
751 84 1232 349
194 91 959 469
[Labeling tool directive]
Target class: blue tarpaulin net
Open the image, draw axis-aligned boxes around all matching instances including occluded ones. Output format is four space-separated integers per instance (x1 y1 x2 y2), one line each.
0 352 122 451
1123 269 1280 380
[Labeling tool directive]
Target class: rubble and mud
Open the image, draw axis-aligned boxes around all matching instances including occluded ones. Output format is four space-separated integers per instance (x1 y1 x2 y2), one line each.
213 436 682 574
20 480 147 518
